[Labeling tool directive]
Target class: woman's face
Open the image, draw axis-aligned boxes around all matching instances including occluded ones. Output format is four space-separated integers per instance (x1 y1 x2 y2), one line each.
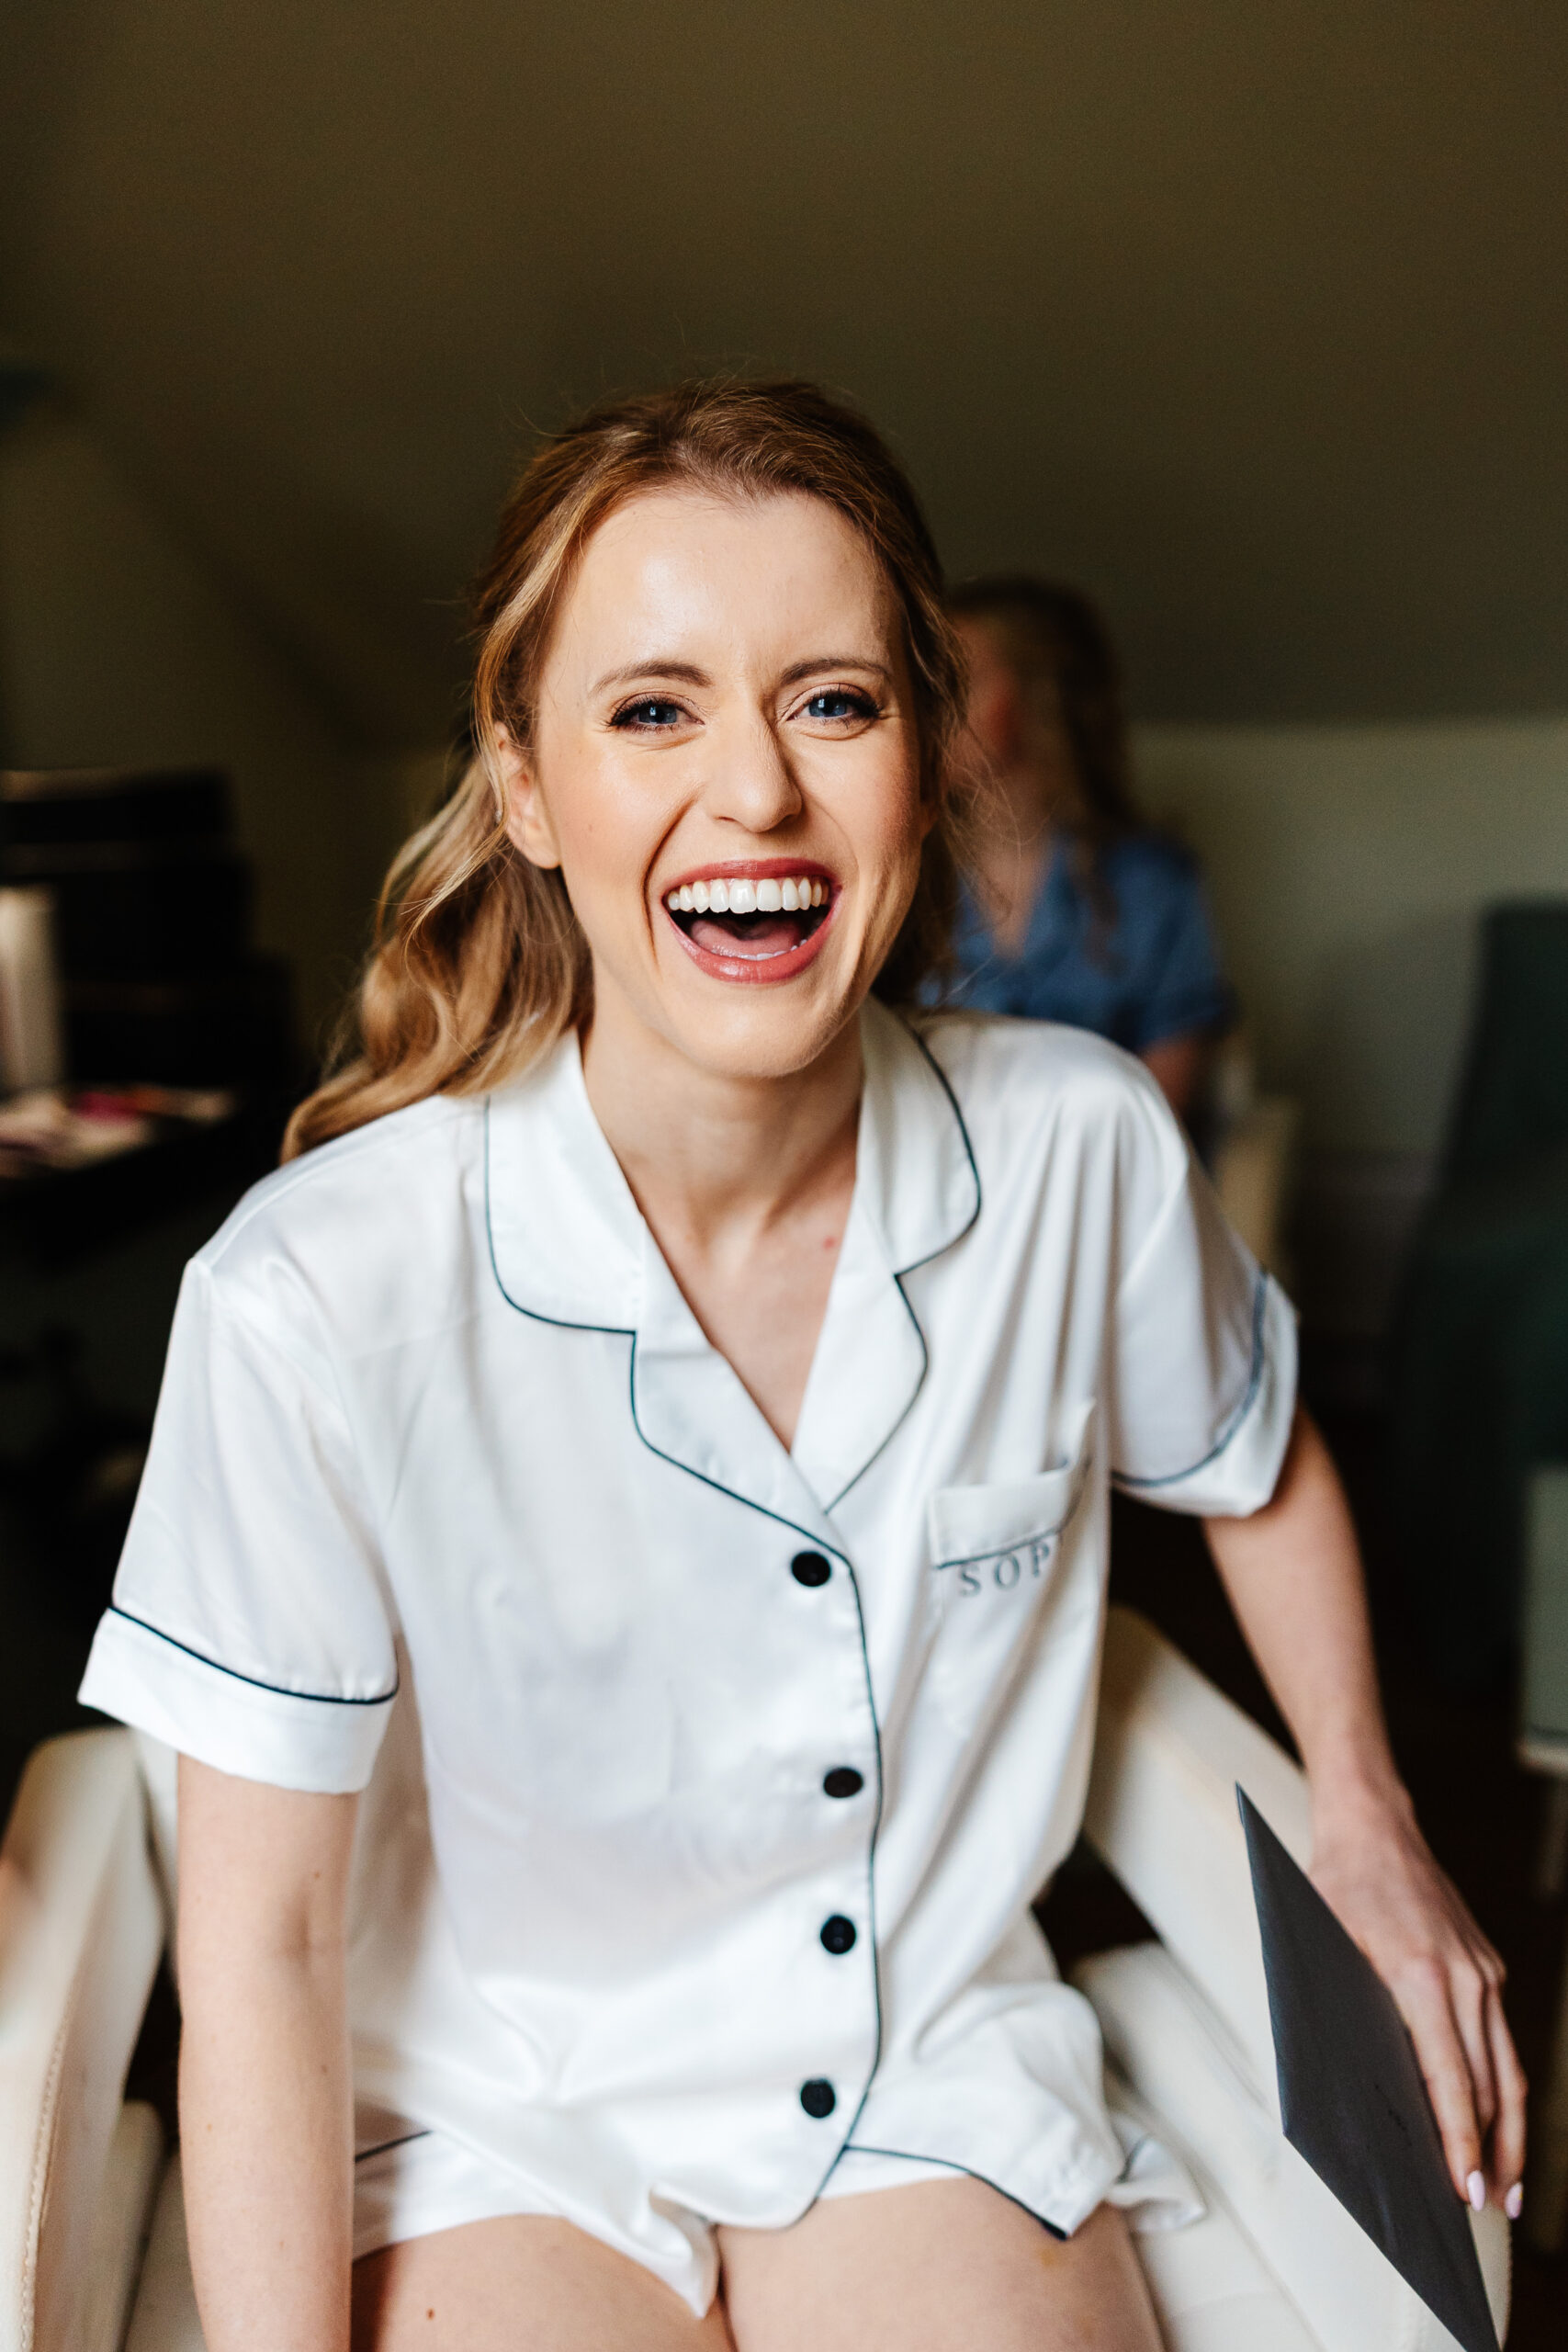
501 485 931 1082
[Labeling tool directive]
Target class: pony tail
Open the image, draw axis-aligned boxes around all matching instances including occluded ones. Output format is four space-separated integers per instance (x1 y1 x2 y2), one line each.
281 759 587 1161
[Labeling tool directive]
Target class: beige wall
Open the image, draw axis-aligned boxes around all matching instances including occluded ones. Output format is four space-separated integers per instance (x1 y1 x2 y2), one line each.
1137 718 1568 1159
0 401 365 1043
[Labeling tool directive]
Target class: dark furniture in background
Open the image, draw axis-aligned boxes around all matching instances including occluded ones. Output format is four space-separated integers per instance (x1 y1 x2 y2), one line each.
0 764 296 1091
1391 902 1568 1688
1 765 300 1730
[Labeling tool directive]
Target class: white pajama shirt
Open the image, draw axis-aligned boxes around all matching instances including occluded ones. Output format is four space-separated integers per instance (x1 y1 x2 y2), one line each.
81 1001 1296 2312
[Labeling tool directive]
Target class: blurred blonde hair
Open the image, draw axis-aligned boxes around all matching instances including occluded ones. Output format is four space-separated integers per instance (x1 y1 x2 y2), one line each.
284 378 968 1160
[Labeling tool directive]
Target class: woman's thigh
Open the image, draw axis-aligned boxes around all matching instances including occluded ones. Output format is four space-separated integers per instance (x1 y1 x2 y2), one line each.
718 2180 1164 2352
351 2216 736 2352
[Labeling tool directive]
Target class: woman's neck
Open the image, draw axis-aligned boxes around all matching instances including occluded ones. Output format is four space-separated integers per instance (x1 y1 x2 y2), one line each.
580 997 863 1448
584 1001 862 1233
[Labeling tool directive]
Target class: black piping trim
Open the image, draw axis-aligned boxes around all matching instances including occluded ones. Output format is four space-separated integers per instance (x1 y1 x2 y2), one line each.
1111 1269 1271 1492
355 2129 434 2165
932 1522 1069 1572
900 1020 985 1262
838 2145 1066 2239
822 1286 930 1520
478 1024 986 2177
107 1606 399 1707
931 1474 1089 1573
482 1230 892 2182
821 1020 983 1516
620 1340 888 2195
807 1539 886 2193
483 1096 636 1338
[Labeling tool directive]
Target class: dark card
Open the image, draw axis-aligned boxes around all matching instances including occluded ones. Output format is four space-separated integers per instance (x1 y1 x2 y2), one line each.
1237 1786 1497 2352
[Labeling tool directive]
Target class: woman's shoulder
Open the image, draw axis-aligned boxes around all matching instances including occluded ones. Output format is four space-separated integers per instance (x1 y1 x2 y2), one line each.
916 1007 1177 1143
910 1010 1189 1244
191 1090 486 1349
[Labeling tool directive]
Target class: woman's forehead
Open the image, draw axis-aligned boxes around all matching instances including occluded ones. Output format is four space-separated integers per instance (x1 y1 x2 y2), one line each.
548 483 897 677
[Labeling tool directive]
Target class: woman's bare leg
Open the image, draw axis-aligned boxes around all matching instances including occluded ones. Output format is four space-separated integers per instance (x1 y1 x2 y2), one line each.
352 2216 736 2352
719 2179 1164 2352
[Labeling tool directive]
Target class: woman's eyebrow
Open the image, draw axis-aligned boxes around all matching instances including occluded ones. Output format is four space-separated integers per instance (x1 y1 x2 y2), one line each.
590 652 894 695
591 658 711 695
778 654 893 685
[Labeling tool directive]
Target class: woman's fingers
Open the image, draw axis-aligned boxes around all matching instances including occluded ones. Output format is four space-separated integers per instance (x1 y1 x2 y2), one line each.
1484 1988 1529 2206
1308 1811 1524 2209
1449 1959 1498 2141
1390 1958 1486 2199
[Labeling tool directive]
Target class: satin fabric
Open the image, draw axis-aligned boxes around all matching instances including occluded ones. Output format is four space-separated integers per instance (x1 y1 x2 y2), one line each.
81 1002 1294 2311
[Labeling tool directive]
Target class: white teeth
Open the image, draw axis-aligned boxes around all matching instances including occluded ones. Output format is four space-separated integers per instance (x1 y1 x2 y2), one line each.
664 874 829 918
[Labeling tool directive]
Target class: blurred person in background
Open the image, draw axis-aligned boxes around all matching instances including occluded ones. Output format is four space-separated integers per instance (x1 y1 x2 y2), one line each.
946 579 1231 1126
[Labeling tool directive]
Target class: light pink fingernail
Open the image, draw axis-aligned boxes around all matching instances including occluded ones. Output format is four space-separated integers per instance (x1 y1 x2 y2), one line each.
1506 2182 1523 2221
1466 2170 1485 2211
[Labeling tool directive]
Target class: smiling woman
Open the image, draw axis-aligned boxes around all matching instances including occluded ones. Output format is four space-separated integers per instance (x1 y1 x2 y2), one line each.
75 379 1523 2352
282 379 965 1158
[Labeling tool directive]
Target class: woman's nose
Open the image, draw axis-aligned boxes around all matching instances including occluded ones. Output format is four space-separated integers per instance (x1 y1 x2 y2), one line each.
700 715 804 833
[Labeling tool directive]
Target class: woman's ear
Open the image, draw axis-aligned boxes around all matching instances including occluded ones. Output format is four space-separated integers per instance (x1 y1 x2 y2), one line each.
494 729 562 871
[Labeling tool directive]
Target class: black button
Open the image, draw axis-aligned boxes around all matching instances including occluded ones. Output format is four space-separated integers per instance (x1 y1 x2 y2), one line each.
791 1551 831 1588
799 2078 837 2119
819 1915 856 1955
823 1768 863 1800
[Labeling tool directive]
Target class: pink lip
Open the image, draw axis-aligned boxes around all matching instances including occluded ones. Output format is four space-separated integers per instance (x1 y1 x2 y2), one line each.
657 859 839 988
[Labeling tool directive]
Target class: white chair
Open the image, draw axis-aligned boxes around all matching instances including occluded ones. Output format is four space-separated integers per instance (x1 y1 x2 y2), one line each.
0 1607 1510 2352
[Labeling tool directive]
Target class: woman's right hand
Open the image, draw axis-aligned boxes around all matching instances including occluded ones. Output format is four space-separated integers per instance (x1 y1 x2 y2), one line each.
177 1757 359 2352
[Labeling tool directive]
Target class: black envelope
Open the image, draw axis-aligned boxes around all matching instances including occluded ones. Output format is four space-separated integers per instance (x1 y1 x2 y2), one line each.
1237 1787 1498 2352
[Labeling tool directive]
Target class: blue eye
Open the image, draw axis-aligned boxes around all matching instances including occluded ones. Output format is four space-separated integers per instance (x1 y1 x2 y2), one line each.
612 698 684 730
804 688 875 722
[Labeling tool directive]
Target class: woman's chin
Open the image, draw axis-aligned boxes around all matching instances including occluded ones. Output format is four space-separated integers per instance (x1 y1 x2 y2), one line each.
644 959 864 1084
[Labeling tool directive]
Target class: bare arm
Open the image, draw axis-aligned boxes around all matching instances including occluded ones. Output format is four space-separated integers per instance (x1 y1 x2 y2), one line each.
1203 1406 1527 2213
177 1756 359 2352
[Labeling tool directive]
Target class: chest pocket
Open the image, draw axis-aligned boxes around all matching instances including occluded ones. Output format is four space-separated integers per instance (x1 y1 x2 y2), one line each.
924 1405 1097 1736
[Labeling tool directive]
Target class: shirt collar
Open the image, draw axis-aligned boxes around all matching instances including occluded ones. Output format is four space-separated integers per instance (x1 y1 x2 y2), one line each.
483 996 979 1335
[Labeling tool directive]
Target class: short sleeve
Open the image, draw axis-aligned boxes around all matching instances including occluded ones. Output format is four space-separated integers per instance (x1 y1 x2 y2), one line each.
1107 1092 1297 1516
1125 858 1235 1053
78 1259 398 1793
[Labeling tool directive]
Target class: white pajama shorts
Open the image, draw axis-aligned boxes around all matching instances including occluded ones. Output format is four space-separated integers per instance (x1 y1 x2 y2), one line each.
352 2126 968 2268
351 2117 1200 2276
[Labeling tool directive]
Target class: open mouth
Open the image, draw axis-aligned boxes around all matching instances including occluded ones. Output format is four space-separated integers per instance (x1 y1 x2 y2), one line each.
661 869 835 977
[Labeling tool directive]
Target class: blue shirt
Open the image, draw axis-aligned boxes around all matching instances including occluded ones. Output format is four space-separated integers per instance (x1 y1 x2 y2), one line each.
945 832 1233 1053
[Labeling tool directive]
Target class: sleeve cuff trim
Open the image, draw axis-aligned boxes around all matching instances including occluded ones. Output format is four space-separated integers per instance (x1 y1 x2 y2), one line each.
1111 1269 1269 1493
105 1605 399 1706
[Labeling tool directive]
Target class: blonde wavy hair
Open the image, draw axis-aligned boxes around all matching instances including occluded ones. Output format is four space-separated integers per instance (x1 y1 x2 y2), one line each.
284 378 969 1160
